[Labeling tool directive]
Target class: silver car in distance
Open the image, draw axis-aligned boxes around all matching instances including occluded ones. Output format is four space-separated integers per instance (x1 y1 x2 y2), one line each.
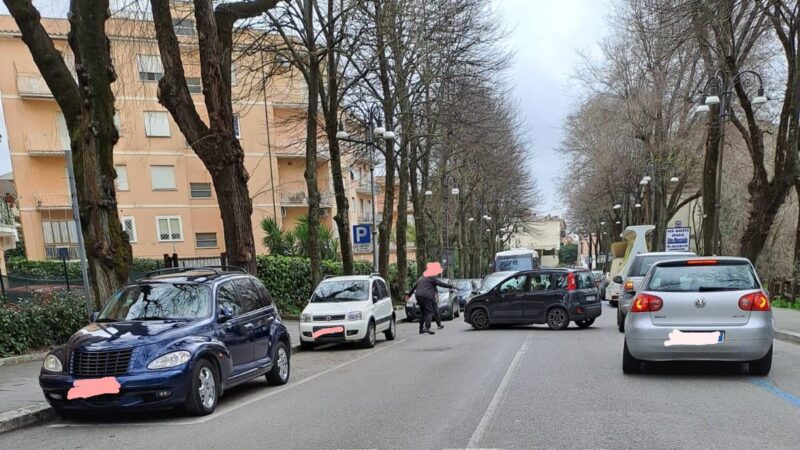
623 257 773 376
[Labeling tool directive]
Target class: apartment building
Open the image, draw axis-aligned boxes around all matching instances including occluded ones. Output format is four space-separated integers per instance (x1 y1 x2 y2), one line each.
510 215 566 267
0 13 350 261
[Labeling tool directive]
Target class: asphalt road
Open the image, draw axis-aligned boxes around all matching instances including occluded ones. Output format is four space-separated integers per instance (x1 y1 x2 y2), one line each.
3 304 800 449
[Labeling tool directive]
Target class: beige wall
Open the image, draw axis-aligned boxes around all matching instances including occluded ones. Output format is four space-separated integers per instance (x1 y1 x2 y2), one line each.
511 217 565 267
0 15 334 261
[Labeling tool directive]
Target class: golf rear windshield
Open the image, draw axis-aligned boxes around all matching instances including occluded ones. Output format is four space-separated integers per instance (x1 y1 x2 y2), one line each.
647 263 758 292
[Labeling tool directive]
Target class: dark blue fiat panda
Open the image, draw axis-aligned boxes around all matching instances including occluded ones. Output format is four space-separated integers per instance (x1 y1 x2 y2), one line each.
39 267 291 416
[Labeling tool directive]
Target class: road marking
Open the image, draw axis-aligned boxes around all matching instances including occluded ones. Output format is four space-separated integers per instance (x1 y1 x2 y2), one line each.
750 378 800 408
466 334 531 449
49 339 407 428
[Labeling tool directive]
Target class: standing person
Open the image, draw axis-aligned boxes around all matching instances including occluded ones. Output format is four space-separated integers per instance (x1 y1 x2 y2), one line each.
407 262 456 335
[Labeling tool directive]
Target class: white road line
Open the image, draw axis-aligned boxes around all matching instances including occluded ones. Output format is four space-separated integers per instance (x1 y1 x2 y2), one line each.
50 339 407 429
466 334 531 449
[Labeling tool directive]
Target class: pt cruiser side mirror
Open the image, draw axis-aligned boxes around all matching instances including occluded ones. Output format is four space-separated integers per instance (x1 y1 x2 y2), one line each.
218 306 235 323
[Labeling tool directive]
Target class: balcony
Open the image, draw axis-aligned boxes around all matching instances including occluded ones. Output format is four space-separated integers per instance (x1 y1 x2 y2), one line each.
44 243 79 260
280 191 334 208
34 191 72 210
16 72 53 98
357 214 373 224
355 181 379 195
25 133 68 157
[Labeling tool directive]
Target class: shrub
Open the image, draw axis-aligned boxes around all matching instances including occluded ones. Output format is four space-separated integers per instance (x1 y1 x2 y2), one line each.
7 257 162 281
0 292 88 357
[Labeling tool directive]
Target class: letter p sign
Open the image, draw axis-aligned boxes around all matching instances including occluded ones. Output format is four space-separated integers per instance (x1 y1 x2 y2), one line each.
353 224 371 244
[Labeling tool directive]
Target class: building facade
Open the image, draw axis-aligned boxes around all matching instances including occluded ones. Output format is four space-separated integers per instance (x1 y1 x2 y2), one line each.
0 14 374 261
510 215 566 267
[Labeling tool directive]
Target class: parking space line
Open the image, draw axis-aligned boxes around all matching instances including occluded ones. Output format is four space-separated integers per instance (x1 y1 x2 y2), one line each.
466 334 531 449
49 339 407 428
750 378 800 408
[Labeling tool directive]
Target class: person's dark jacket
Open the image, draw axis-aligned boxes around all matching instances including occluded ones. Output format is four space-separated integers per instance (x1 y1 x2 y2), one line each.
408 276 455 300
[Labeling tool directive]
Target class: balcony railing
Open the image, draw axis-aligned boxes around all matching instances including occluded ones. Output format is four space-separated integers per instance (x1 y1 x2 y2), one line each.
25 133 68 156
45 243 79 260
357 215 373 223
16 72 53 98
0 203 15 226
34 191 72 210
280 191 334 208
355 181 379 195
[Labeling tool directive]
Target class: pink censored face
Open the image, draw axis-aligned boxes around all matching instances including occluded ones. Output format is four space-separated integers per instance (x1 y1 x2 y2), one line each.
67 376 121 400
312 326 345 339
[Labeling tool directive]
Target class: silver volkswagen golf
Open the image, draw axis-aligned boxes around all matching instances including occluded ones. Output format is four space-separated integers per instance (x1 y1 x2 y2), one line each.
623 257 773 375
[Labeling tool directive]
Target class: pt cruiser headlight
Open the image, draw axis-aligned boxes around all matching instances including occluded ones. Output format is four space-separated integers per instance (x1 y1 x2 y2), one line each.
301 313 312 323
42 354 63 373
148 351 192 370
346 311 362 321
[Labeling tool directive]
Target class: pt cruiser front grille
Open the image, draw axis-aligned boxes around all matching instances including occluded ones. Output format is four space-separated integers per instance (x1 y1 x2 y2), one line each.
70 349 133 377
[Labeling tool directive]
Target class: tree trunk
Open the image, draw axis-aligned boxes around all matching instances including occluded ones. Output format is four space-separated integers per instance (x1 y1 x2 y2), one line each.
303 0 322 284
374 1 395 279
4 0 132 306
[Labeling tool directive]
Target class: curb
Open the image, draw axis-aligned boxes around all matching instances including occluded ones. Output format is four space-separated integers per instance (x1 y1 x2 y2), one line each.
0 352 48 368
775 330 800 346
0 404 56 435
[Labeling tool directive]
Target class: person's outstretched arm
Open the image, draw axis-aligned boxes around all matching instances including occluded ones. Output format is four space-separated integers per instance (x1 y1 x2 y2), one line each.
434 278 456 290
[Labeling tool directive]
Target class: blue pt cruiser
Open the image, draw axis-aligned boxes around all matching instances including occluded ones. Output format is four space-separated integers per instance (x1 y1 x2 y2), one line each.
39 267 291 416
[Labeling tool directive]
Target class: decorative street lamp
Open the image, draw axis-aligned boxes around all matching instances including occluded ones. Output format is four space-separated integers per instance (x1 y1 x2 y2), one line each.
336 105 395 270
696 69 767 255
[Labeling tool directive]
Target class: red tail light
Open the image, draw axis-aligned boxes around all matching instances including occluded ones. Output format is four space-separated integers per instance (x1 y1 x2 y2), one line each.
631 293 663 313
687 259 718 265
567 273 576 292
739 291 770 311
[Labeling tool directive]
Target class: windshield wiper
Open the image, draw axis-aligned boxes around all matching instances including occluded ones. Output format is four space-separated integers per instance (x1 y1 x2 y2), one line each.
137 316 171 321
94 318 117 323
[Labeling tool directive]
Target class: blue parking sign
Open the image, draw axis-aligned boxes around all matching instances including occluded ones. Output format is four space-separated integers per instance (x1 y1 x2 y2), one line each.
353 224 371 244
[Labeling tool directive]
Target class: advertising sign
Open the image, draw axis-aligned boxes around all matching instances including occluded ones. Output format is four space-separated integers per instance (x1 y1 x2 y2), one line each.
665 227 691 252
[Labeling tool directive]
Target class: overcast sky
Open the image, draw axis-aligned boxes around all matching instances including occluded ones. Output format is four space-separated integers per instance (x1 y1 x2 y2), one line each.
494 0 611 215
0 0 613 213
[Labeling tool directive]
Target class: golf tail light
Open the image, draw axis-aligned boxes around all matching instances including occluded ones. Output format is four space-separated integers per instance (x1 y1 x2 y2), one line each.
739 291 770 311
567 273 577 292
631 293 663 312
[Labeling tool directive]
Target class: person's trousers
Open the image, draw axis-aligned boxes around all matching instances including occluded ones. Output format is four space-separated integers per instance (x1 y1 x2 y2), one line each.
417 296 434 332
432 297 442 326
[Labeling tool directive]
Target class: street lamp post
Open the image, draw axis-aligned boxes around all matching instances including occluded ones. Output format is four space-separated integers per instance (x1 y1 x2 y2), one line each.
336 106 395 271
696 70 767 255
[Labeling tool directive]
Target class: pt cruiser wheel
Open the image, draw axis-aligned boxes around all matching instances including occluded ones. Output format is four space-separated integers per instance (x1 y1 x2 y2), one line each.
184 359 218 416
266 342 290 385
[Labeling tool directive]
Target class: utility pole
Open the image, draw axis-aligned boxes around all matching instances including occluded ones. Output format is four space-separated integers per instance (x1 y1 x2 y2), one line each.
65 148 92 316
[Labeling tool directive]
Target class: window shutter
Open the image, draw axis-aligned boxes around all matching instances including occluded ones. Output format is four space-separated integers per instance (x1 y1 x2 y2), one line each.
144 111 170 137
150 166 176 190
115 165 129 190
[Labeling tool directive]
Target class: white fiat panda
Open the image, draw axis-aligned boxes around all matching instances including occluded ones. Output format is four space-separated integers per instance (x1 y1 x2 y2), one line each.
299 275 396 349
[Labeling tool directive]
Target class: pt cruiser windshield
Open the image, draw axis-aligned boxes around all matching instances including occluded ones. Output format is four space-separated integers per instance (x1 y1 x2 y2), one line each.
97 284 212 321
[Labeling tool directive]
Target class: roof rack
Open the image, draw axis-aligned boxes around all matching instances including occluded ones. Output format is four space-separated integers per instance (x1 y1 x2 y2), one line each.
142 265 247 278
369 272 381 277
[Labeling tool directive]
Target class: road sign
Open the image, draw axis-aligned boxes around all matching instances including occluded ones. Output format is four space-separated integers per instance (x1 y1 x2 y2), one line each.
353 224 372 254
665 227 691 251
353 224 371 244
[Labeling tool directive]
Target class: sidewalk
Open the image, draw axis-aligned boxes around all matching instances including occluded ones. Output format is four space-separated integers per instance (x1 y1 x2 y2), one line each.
772 307 800 345
0 319 300 433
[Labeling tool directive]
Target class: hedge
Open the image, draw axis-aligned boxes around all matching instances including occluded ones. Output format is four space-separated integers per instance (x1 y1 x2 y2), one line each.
7 257 162 281
256 256 416 316
0 292 88 357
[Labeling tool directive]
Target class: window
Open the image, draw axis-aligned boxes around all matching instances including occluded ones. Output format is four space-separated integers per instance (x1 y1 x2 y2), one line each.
376 279 389 299
233 278 262 313
195 232 218 248
137 54 163 81
529 273 551 291
281 207 288 218
172 18 195 35
372 281 381 300
249 278 274 307
233 115 241 138
217 281 243 316
499 275 527 294
56 112 70 150
144 111 171 137
42 220 78 260
186 77 202 94
113 111 123 135
115 165 129 191
121 216 137 242
190 182 212 198
156 216 183 241
576 272 595 289
150 165 176 190
230 67 237 85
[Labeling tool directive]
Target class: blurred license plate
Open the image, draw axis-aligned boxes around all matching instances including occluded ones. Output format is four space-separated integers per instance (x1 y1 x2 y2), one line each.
678 330 725 343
